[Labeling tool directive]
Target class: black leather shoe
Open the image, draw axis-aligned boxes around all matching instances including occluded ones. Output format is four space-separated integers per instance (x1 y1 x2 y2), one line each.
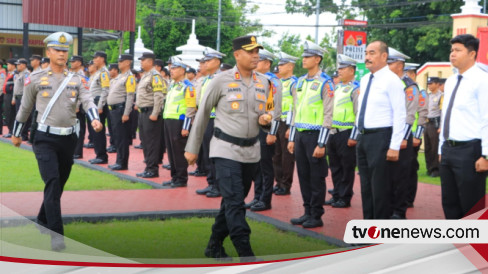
245 199 259 209
139 171 158 178
324 197 337 206
89 158 108 164
162 164 171 170
109 164 128 171
51 236 66 252
73 154 82 159
3 133 12 138
250 201 271 211
273 185 280 193
407 201 414 208
83 142 95 148
204 238 232 261
290 214 310 225
206 187 221 198
193 171 207 177
274 188 290 195
328 188 334 195
136 171 146 177
162 180 173 186
430 170 440 177
196 185 212 195
302 218 323 228
332 200 351 208
107 145 116 153
390 213 406 219
171 181 187 188
189 169 200 176
134 144 143 149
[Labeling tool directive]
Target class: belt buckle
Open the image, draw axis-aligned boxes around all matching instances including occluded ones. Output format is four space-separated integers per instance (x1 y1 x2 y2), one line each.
60 128 69 135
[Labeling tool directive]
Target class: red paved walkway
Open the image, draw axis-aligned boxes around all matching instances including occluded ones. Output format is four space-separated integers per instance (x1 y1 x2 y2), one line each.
0 128 445 242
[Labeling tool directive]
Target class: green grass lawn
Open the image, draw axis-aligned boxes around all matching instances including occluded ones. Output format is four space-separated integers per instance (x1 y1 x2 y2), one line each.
1 218 337 263
0 142 151 192
417 152 441 185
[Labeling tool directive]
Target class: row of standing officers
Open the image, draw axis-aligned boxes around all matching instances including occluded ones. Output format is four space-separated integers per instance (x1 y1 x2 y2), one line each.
6 31 488 261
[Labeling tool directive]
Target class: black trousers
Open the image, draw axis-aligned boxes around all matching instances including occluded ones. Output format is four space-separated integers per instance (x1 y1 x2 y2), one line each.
164 119 188 183
203 118 216 186
74 107 86 157
138 109 162 174
357 128 395 219
407 143 421 204
4 93 15 134
440 140 487 219
295 130 327 219
158 119 166 163
392 135 414 218
211 158 258 245
110 107 131 167
0 94 3 134
33 131 77 235
327 129 356 203
272 121 295 190
86 114 94 144
253 129 275 205
15 96 31 140
424 120 440 173
92 98 108 161
130 107 138 142
106 107 114 147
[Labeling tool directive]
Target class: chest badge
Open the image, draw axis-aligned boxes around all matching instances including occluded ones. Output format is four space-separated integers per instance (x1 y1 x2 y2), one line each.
231 102 240 110
42 91 49 97
311 82 319 91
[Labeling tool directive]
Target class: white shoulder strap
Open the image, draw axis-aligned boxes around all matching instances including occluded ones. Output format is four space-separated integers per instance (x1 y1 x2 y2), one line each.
40 72 74 124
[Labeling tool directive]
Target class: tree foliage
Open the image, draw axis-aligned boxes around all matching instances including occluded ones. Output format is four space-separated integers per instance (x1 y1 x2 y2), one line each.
348 0 464 63
82 0 265 66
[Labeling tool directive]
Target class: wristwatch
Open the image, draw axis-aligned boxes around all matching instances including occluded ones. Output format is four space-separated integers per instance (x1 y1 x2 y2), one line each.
318 142 325 148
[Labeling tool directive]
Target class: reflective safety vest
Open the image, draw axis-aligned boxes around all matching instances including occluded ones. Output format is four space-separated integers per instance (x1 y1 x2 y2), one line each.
163 79 194 120
281 76 298 120
332 81 359 129
199 76 216 118
294 72 333 131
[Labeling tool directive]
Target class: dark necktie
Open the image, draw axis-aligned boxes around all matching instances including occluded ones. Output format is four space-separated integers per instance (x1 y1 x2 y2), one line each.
443 75 463 140
358 74 374 132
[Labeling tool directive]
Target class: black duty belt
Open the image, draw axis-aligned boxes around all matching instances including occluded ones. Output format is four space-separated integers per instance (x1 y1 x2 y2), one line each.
359 127 392 135
428 117 440 123
138 107 153 113
213 127 258 147
14 95 22 100
109 103 125 111
445 139 480 147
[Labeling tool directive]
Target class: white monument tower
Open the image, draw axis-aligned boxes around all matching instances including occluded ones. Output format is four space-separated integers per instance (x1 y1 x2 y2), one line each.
175 19 206 69
125 26 153 71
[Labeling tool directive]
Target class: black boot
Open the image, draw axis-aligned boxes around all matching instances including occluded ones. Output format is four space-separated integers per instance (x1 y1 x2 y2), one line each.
233 239 258 262
204 237 232 261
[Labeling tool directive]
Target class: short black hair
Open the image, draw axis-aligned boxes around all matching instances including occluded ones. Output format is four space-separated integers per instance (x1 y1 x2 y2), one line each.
451 34 479 58
370 40 389 55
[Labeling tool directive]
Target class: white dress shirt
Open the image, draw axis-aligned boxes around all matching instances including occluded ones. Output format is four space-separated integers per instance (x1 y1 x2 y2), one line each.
439 64 488 155
357 65 406 150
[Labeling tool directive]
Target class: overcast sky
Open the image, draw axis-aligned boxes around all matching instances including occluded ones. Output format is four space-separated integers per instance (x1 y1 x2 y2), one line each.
247 0 353 49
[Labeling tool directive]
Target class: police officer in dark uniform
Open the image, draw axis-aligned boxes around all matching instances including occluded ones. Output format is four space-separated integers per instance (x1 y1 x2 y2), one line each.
154 58 167 166
88 51 111 164
287 41 334 228
11 32 103 251
102 55 136 170
135 52 167 178
246 48 282 211
185 35 272 262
